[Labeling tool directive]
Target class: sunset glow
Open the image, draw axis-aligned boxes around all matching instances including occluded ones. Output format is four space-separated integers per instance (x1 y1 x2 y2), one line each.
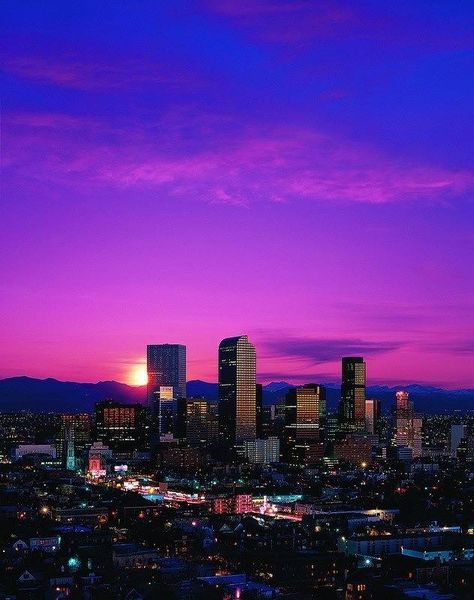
129 364 148 387
1 1 473 388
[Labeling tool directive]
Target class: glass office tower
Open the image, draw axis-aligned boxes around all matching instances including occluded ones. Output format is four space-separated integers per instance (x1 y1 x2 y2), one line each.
339 356 366 432
284 384 326 460
147 344 186 445
146 344 186 404
218 335 256 446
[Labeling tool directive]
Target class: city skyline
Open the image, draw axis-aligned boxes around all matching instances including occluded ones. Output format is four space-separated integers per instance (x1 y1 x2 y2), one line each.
1 5 473 599
1 2 473 388
0 336 473 390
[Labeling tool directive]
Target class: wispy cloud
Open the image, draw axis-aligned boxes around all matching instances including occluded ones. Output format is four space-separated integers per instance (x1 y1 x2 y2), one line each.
204 0 473 51
5 113 471 206
204 0 358 45
258 371 337 384
420 339 474 355
2 53 199 91
260 334 405 364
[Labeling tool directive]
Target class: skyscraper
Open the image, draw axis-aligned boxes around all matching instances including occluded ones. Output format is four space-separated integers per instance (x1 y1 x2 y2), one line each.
394 391 422 458
284 384 326 461
185 398 210 445
218 335 256 445
147 344 186 445
365 398 381 435
339 357 366 431
146 344 186 405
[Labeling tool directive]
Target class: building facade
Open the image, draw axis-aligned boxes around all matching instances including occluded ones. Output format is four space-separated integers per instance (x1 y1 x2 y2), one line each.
339 357 366 432
364 398 381 435
186 397 210 445
146 344 186 405
394 391 422 458
285 384 325 442
94 400 148 455
147 344 186 445
218 335 257 445
244 437 280 464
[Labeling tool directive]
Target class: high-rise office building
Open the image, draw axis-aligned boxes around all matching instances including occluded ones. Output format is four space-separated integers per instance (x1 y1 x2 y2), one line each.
95 400 148 456
339 357 366 431
149 386 186 443
218 335 256 445
186 398 210 445
284 384 326 462
146 344 186 405
285 384 326 442
365 398 381 435
147 344 186 445
394 391 422 458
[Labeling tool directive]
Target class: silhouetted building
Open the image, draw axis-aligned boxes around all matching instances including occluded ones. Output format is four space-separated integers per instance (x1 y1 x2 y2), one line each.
218 335 256 445
339 357 366 431
95 400 148 456
176 396 187 440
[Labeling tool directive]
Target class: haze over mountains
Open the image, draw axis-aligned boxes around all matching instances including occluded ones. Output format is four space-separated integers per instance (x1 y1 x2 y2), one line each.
0 376 472 414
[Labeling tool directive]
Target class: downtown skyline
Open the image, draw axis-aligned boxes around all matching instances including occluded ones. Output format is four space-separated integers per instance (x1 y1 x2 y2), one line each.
1 1 473 388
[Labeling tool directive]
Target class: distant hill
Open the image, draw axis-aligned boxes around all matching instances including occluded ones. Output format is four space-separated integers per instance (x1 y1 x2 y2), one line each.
189 380 474 413
0 376 473 414
0 376 145 413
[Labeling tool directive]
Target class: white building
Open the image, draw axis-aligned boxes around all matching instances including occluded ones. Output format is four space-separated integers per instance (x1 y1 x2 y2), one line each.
14 445 56 460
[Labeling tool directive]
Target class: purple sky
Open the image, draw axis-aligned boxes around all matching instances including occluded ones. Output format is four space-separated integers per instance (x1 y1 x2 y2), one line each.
1 1 473 388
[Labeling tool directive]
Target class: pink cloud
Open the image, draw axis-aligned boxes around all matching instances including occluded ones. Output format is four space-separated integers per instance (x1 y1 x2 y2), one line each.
2 53 199 91
203 0 473 51
92 130 474 204
3 111 473 205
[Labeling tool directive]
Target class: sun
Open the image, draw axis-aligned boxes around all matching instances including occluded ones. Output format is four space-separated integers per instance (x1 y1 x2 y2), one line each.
130 364 148 386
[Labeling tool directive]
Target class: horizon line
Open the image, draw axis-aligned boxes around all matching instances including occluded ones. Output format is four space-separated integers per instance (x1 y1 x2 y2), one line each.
1 374 472 392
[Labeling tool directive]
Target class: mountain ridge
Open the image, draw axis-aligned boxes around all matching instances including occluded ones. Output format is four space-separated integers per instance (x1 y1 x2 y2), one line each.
0 376 472 413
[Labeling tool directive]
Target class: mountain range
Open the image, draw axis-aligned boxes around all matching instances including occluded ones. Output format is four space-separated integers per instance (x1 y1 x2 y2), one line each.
0 376 472 414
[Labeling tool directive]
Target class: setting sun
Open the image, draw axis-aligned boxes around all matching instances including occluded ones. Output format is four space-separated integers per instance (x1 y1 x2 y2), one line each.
129 364 147 387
